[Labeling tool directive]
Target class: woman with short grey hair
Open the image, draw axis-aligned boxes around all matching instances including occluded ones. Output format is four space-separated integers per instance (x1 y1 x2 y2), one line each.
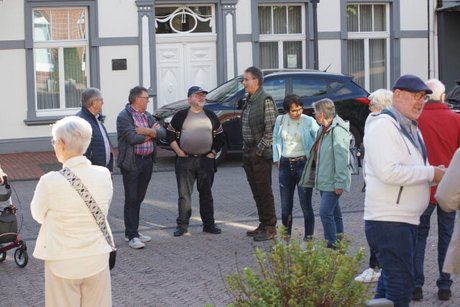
301 98 351 248
368 89 393 113
355 89 393 283
31 116 114 307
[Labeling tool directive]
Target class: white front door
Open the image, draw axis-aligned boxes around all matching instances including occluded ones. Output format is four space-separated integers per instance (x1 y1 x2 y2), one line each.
156 36 217 108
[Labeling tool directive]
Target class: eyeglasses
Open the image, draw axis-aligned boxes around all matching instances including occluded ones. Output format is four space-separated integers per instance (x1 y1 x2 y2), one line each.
289 108 303 113
193 92 206 97
411 92 430 102
138 96 149 100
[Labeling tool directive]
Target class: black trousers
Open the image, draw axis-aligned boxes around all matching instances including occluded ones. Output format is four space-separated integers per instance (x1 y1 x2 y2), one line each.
175 156 216 228
242 148 277 229
121 155 153 240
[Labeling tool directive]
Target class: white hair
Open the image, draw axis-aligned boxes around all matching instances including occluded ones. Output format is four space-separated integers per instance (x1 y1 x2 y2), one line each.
426 78 445 101
368 89 393 111
52 116 92 154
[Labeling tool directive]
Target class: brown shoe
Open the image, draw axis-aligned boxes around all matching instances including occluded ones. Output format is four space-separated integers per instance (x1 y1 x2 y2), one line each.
253 231 276 242
246 225 264 237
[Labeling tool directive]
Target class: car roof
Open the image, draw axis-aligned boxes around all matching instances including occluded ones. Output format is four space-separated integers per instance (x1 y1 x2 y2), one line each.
262 69 352 80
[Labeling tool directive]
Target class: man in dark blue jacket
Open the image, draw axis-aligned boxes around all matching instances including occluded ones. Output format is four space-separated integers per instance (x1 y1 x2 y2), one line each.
76 88 113 171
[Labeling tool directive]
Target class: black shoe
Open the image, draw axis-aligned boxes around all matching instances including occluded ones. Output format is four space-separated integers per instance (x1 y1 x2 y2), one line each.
203 225 222 234
253 231 276 242
438 289 451 301
173 227 188 237
412 287 423 301
246 225 264 237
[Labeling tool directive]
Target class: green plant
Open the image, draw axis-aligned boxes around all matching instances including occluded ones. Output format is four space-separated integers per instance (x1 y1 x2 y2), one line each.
226 231 370 307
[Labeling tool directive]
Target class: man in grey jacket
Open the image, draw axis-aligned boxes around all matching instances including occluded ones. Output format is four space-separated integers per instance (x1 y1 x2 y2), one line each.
116 86 166 249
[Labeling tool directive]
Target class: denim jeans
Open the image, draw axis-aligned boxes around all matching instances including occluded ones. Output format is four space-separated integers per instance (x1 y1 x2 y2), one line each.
319 191 343 247
175 156 216 229
242 149 276 229
366 220 417 307
414 203 455 290
278 157 314 238
121 156 153 240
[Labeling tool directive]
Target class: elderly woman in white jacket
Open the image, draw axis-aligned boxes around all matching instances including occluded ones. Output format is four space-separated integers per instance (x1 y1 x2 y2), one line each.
31 116 113 307
436 148 460 274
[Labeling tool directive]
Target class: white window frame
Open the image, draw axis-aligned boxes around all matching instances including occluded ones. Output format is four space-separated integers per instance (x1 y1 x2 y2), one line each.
347 3 390 91
259 4 306 70
33 7 90 117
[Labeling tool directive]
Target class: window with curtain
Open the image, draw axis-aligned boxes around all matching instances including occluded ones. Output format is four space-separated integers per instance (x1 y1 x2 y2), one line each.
258 5 304 70
33 8 89 114
347 4 389 92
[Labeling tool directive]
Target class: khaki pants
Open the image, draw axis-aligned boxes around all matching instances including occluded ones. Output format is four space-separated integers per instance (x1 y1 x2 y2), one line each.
45 262 112 307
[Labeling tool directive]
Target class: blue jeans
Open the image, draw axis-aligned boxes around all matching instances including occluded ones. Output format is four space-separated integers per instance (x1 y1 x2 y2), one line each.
121 155 153 240
414 203 454 290
279 157 314 238
319 191 343 247
175 156 216 228
366 220 417 307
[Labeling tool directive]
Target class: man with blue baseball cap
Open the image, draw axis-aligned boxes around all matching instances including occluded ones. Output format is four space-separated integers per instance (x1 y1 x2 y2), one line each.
363 74 445 306
167 86 225 237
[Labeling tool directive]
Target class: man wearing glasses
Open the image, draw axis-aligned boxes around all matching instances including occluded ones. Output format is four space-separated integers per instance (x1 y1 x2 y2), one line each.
116 86 166 249
166 86 225 237
363 74 446 306
76 88 113 171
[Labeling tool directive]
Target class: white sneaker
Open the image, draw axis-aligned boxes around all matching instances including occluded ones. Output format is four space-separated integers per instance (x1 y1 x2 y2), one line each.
354 268 381 283
128 237 146 249
125 232 151 243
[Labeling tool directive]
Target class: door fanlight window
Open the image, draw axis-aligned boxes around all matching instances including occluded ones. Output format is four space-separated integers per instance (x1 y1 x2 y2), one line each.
155 6 213 34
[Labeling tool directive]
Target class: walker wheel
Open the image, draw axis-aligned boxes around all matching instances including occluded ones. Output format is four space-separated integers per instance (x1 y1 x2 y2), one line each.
0 251 6 262
14 248 28 268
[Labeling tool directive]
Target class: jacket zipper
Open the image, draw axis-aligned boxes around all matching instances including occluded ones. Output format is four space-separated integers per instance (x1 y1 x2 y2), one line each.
396 186 403 204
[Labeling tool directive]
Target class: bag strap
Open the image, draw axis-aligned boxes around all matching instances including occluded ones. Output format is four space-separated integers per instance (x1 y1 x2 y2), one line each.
59 167 115 251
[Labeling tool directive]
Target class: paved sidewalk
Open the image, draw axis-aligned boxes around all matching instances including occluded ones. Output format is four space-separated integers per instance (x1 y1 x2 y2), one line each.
0 152 458 306
0 149 175 181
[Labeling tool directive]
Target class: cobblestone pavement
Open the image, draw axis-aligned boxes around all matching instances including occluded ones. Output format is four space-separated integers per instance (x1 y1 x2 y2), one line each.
0 153 458 306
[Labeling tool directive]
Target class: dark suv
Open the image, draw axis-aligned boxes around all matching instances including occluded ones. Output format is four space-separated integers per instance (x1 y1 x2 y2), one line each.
153 70 370 163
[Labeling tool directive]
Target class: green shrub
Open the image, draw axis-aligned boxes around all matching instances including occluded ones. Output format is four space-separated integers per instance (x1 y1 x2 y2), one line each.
226 232 370 307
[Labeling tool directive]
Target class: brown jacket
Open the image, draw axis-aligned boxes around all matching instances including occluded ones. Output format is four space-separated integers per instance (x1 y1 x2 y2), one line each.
436 148 460 274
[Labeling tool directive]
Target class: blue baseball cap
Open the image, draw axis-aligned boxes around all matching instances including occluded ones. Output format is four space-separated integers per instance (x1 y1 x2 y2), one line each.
187 86 208 97
392 74 433 94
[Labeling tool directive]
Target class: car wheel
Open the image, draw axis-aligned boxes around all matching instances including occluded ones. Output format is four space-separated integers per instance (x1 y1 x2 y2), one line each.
215 140 228 165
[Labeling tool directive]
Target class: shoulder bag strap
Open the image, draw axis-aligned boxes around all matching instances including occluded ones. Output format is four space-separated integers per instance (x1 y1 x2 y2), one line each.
59 167 115 250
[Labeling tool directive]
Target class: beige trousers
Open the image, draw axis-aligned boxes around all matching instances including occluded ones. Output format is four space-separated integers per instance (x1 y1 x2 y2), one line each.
45 262 112 307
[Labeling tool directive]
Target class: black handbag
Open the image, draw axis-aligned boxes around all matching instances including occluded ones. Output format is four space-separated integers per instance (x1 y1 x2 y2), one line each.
60 167 116 270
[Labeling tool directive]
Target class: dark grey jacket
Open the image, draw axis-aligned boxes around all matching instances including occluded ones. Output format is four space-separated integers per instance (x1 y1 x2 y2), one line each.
116 104 166 171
